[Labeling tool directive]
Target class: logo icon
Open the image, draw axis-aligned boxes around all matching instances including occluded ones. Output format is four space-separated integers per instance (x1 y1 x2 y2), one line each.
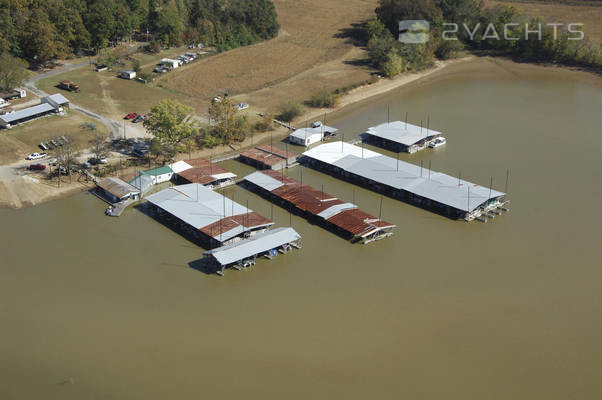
399 20 430 43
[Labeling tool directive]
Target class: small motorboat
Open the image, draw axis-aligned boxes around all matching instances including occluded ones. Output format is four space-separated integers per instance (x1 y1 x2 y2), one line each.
428 137 446 148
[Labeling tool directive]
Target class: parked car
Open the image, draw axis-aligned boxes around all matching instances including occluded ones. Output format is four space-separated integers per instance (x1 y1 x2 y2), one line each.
95 64 108 72
235 102 249 111
26 152 46 160
132 115 146 123
28 163 46 171
88 157 107 165
124 113 139 120
132 149 148 158
38 142 49 151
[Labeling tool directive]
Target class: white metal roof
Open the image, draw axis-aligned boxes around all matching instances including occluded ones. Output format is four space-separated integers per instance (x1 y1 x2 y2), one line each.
204 227 301 265
316 203 356 219
244 171 285 191
303 142 505 212
170 160 193 173
145 183 272 241
0 103 55 124
365 121 441 146
210 172 237 180
290 125 338 141
45 93 69 105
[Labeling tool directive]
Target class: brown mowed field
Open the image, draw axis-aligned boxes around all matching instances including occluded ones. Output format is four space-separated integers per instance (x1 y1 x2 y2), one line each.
159 0 379 113
485 1 602 43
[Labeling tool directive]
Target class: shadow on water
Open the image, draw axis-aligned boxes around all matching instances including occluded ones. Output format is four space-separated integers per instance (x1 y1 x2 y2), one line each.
188 258 219 276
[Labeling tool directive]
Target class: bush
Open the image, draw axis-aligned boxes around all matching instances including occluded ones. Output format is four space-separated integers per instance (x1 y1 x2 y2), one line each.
277 102 302 122
254 114 273 132
144 40 161 54
435 40 464 60
308 89 338 108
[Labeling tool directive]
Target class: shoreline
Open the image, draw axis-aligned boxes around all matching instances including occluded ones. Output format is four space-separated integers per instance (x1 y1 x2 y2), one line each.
2 55 598 210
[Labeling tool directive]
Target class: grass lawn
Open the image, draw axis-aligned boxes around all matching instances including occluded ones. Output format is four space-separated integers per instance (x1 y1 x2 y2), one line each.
485 0 602 43
37 65 201 120
0 110 109 164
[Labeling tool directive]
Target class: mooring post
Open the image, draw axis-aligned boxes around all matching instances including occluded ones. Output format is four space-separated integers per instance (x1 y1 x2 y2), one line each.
505 168 510 194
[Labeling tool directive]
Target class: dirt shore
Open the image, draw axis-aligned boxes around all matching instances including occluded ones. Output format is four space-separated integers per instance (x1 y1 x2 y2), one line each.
0 57 471 210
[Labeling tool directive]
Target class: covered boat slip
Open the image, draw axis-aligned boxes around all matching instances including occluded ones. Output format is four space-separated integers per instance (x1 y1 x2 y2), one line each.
243 170 396 243
363 121 441 153
171 158 237 188
204 227 302 274
302 142 507 221
144 183 273 248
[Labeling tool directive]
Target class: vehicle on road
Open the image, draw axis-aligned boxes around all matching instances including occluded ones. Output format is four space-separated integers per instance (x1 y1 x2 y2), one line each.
89 157 108 165
132 115 146 123
26 152 47 160
28 163 46 171
124 113 139 120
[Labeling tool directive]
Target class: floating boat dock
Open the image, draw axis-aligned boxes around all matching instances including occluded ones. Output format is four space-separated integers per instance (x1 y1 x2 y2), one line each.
204 227 302 275
145 183 274 248
363 121 442 153
239 145 298 170
242 169 396 243
302 142 507 221
171 157 237 189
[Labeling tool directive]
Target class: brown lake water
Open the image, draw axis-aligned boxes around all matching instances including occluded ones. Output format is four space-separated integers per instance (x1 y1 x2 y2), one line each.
1 58 601 399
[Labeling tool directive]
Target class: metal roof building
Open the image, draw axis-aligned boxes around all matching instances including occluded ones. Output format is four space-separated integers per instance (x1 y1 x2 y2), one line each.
42 93 70 109
204 227 301 268
289 125 338 147
239 145 297 170
171 158 236 188
0 103 56 128
364 121 441 153
302 142 506 221
243 169 396 243
96 177 141 203
145 183 274 247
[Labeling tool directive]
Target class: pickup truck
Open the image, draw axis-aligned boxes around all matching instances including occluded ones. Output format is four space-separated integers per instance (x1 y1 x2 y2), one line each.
26 152 47 160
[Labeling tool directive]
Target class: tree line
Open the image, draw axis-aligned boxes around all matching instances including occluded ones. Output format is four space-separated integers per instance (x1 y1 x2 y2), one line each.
363 0 601 77
0 0 279 64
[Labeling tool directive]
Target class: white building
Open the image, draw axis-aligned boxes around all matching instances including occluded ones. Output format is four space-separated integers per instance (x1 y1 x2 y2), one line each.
161 58 180 69
289 125 338 147
120 70 136 79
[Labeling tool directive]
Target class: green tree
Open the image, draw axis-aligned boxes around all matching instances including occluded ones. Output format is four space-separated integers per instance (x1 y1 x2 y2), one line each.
144 99 196 153
0 54 28 91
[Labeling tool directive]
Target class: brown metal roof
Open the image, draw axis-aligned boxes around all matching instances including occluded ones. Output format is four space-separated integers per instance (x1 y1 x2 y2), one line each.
253 170 395 237
255 145 297 159
327 209 395 237
240 149 286 167
176 158 234 184
200 212 273 238
97 177 139 199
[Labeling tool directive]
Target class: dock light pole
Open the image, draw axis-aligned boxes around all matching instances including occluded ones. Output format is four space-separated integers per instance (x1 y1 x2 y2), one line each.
426 116 430 136
396 152 399 171
361 140 364 159
420 120 423 135
467 186 470 212
341 133 344 152
300 168 303 191
458 172 462 187
271 203 274 220
405 112 408 129
489 176 493 200
378 196 383 220
505 168 510 194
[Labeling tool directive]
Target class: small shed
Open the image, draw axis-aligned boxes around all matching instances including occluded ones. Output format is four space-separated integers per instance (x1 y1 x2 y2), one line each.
41 93 70 110
289 125 338 147
120 70 137 80
143 165 173 184
96 178 141 204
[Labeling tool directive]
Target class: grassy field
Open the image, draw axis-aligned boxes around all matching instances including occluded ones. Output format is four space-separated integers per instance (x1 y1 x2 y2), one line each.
34 0 379 122
0 110 109 164
485 0 602 43
158 0 379 114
